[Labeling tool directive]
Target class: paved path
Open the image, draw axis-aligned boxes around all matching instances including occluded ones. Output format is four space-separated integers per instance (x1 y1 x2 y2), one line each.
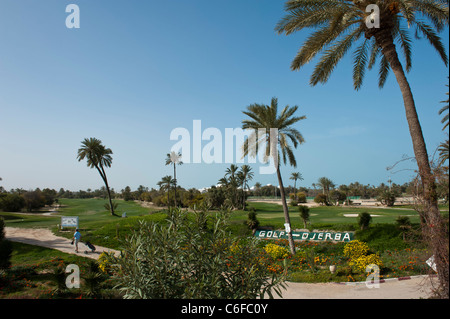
5 227 120 260
4 227 436 298
277 276 436 299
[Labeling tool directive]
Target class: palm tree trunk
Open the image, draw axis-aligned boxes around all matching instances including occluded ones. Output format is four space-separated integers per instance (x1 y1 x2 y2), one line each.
96 165 116 216
173 164 177 208
294 179 297 201
276 166 296 255
376 31 448 297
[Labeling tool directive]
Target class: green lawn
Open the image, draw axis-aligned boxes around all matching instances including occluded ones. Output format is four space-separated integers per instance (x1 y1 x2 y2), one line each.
1 199 437 244
238 202 425 229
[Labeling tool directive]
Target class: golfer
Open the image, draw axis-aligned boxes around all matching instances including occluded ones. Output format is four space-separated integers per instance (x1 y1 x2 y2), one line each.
73 229 81 253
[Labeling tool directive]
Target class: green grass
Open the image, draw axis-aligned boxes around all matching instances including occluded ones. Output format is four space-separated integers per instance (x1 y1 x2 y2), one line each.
235 202 424 229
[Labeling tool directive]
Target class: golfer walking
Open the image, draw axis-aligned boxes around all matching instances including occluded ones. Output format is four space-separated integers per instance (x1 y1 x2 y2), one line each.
73 229 81 253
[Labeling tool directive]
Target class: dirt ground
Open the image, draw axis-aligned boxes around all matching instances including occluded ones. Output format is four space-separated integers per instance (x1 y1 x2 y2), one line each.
5 227 120 260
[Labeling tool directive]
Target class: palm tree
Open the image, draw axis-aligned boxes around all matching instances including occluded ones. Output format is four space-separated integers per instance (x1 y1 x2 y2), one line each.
242 97 306 254
254 182 262 197
317 177 335 201
77 138 116 216
157 175 176 209
165 151 183 207
290 172 303 201
238 165 254 209
224 164 240 208
276 0 449 294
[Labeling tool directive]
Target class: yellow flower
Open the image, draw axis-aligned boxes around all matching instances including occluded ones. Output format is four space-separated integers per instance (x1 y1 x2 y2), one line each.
264 244 290 260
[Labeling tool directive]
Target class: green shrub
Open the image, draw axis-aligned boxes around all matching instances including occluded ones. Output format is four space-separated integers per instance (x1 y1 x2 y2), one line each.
297 192 307 203
107 208 286 299
355 224 411 252
314 194 328 205
298 205 310 228
0 194 25 212
0 218 12 270
358 212 372 230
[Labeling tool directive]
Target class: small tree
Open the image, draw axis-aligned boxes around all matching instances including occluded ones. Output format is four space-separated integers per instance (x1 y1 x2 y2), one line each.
358 212 372 230
297 192 307 203
377 190 396 206
298 205 310 228
0 194 25 212
246 207 260 232
314 193 328 206
396 216 412 241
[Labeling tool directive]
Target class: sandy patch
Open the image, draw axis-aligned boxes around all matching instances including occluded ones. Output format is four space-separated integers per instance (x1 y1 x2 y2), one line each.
343 214 381 217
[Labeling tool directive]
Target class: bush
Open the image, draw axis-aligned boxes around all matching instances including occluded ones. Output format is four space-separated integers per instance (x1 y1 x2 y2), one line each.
297 192 307 203
314 194 328 205
0 194 25 212
355 224 411 252
377 190 396 206
298 205 310 228
349 254 383 273
0 218 12 270
343 240 369 259
246 208 259 231
264 244 290 260
343 240 383 274
358 212 372 230
107 208 286 299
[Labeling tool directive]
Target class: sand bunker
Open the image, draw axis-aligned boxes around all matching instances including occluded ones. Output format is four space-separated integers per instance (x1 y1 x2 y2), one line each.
343 214 381 217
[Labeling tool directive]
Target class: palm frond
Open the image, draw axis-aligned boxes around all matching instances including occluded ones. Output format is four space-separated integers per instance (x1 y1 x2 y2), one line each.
310 25 364 86
352 38 369 90
395 24 413 72
410 0 449 31
367 39 380 70
414 20 449 66
378 54 391 88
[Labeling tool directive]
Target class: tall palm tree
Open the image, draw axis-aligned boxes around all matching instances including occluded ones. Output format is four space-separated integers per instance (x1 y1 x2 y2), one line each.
276 0 449 294
165 151 183 207
290 172 303 201
238 165 255 209
157 175 176 209
242 97 306 254
317 177 336 203
77 138 116 216
224 164 240 209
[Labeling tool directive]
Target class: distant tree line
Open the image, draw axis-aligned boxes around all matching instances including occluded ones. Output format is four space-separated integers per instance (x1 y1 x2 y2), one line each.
0 176 447 213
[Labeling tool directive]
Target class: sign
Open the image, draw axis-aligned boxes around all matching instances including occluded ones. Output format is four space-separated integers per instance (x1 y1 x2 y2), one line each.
254 229 354 242
61 216 79 228
426 255 436 272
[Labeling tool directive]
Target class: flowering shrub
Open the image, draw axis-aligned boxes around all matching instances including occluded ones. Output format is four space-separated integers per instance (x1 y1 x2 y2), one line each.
98 252 112 274
344 240 382 274
349 253 383 273
343 240 369 259
264 244 290 260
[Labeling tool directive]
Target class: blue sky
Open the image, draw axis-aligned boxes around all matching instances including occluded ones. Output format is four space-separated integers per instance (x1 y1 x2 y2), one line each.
0 0 448 192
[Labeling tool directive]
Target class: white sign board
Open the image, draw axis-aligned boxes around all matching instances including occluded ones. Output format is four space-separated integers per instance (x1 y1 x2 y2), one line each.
61 216 79 228
426 255 437 272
